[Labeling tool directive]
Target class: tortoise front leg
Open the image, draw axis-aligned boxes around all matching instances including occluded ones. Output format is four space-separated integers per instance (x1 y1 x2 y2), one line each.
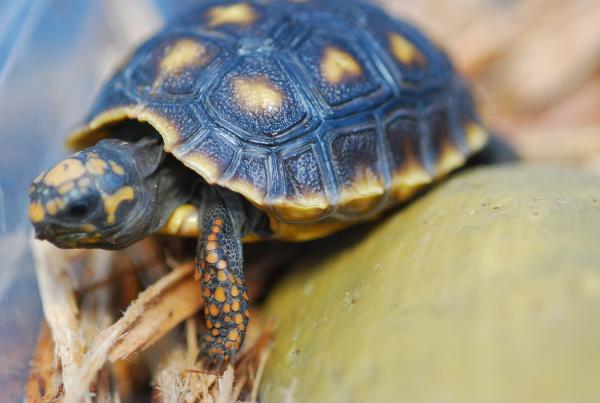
196 199 250 366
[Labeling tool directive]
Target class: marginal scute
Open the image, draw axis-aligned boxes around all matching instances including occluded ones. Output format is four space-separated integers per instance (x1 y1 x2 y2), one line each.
271 195 330 222
465 122 488 152
279 147 329 219
228 153 269 202
436 139 467 176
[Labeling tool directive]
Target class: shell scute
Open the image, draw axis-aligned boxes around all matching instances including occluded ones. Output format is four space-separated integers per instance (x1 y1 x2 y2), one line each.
295 27 390 114
228 152 269 202
68 0 488 239
208 57 309 140
329 127 386 214
176 1 286 40
128 34 223 98
176 128 238 182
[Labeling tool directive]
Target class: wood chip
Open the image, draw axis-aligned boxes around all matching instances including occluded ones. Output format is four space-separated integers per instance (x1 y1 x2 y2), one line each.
24 321 63 402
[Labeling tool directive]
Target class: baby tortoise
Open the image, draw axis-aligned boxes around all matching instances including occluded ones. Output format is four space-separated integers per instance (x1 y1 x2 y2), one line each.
28 0 504 365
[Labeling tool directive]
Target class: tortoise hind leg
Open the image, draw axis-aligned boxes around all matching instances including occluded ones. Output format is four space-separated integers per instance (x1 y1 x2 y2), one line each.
196 199 250 367
469 134 520 166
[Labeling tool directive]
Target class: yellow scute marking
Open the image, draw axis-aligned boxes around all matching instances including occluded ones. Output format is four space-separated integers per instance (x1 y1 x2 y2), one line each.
46 200 59 216
28 203 45 223
233 77 283 115
207 3 257 27
160 39 210 74
272 193 330 221
103 186 135 224
465 122 488 152
321 47 363 84
389 33 426 66
44 159 86 187
338 170 385 213
58 182 74 194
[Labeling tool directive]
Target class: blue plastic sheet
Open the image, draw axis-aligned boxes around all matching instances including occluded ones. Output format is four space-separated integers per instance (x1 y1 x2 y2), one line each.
0 0 193 397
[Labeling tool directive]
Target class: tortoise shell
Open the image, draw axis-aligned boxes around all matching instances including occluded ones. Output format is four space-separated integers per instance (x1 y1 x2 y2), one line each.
68 0 488 241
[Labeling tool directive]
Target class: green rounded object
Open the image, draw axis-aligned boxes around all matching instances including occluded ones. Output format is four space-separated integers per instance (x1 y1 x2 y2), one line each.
260 164 600 403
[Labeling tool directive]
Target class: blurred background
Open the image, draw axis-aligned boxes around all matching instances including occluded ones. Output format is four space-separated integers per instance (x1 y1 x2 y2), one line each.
0 0 599 399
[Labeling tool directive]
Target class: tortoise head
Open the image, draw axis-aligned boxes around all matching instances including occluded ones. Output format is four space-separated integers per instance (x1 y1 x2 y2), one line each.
28 138 163 249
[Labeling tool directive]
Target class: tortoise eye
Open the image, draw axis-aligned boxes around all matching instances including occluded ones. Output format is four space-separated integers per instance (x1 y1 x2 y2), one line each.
66 201 90 219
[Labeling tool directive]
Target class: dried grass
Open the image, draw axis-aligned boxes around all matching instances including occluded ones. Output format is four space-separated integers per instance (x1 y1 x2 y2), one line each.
27 237 270 402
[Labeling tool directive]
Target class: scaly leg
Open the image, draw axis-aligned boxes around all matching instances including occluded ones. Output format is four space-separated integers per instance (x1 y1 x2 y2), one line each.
196 199 250 366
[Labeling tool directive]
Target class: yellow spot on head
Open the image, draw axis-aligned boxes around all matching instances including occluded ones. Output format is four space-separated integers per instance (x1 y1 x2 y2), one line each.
28 203 45 223
233 77 284 115
159 39 210 74
231 300 240 312
46 200 59 216
214 286 226 302
86 157 108 176
78 177 91 189
209 304 219 316
207 3 257 27
58 182 74 194
217 260 228 270
321 47 363 84
389 33 426 66
223 303 231 313
44 159 86 187
231 286 240 297
103 186 135 224
109 161 125 176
